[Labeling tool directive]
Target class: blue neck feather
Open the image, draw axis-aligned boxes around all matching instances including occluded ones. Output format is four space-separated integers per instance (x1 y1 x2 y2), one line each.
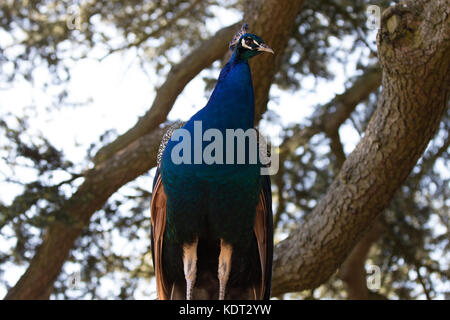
190 50 255 130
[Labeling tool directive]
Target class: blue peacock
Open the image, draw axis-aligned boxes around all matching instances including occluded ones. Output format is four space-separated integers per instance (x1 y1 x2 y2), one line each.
150 24 273 300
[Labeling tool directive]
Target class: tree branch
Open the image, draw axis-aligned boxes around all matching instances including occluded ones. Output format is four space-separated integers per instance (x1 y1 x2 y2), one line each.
271 0 450 296
328 130 346 171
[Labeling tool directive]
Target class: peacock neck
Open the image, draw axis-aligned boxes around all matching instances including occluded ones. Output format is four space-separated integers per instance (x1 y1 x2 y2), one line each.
203 50 255 129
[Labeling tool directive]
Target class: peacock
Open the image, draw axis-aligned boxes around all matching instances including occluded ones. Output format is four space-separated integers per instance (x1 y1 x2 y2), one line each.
150 24 274 300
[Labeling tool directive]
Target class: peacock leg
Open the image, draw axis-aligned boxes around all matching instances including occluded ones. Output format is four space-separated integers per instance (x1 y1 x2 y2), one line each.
218 239 233 300
182 237 199 300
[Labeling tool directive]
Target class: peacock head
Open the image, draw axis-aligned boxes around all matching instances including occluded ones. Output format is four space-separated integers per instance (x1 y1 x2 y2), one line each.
229 23 274 60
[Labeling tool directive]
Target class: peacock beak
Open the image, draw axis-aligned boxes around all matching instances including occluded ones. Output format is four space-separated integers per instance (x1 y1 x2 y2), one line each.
257 43 274 54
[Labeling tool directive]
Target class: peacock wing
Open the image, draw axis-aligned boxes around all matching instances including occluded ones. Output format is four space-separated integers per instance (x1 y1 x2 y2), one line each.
150 168 169 300
253 174 274 300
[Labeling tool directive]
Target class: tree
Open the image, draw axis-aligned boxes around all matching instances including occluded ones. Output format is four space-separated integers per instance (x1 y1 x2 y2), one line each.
0 0 448 299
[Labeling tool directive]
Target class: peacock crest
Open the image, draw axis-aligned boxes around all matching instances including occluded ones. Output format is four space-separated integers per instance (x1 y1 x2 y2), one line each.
229 23 249 50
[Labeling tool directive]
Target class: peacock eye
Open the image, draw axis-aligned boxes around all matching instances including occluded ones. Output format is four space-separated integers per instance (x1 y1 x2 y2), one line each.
245 38 253 46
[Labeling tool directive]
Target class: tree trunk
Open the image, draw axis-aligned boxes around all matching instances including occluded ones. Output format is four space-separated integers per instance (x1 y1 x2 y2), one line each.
271 0 450 296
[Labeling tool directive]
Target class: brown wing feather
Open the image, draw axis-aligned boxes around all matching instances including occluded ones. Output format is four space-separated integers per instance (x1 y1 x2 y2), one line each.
150 173 168 300
254 191 268 299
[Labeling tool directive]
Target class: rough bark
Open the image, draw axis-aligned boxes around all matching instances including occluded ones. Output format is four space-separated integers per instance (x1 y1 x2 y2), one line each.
271 0 450 296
